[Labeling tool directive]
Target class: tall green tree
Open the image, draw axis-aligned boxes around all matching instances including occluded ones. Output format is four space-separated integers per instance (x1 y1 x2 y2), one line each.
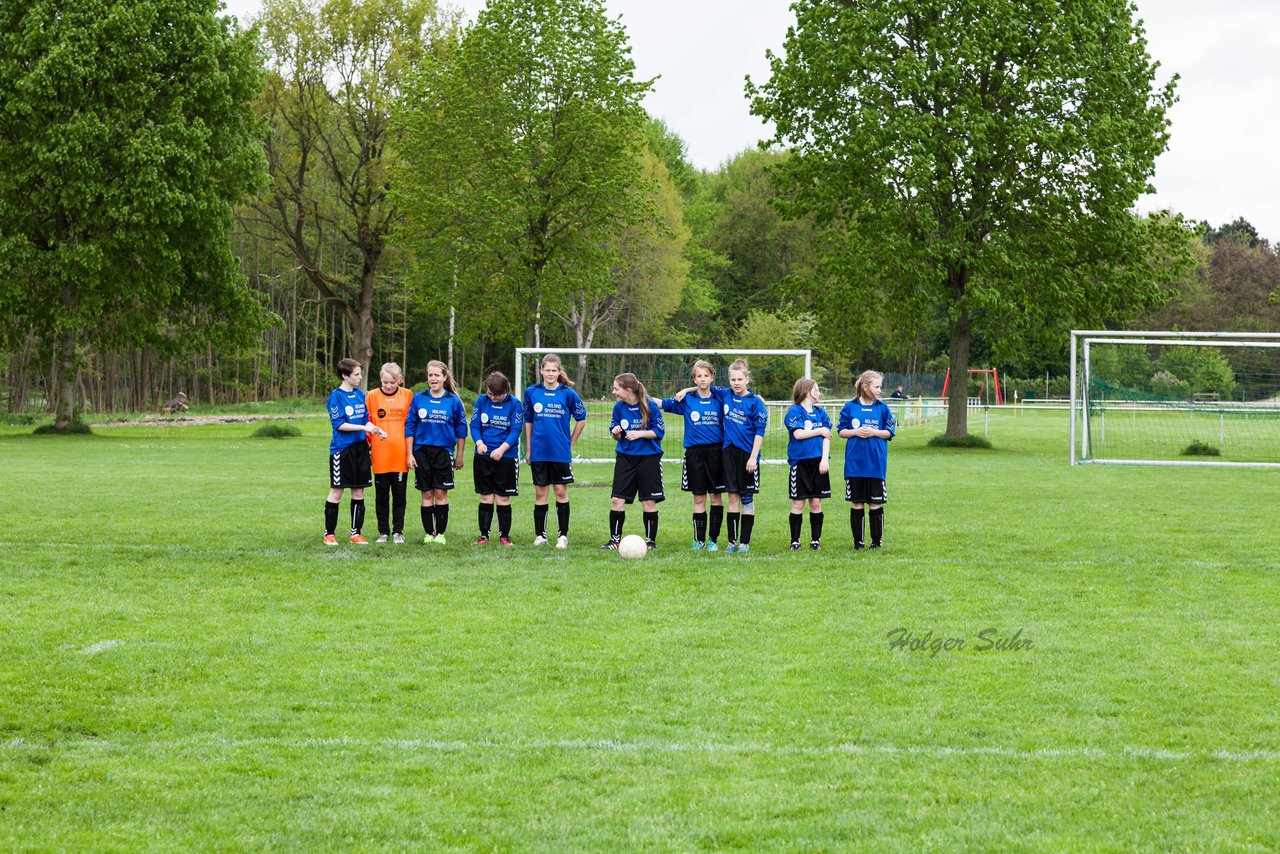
0 0 267 429
248 0 450 386
749 0 1188 437
395 0 653 350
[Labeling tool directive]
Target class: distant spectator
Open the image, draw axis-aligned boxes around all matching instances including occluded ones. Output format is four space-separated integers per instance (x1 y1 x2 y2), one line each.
889 385 909 400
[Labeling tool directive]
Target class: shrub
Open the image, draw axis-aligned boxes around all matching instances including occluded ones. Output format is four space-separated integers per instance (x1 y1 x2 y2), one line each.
252 422 302 439
1181 441 1220 456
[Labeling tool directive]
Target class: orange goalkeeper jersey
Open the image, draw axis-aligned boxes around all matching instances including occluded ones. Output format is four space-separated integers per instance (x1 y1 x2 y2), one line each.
366 386 414 474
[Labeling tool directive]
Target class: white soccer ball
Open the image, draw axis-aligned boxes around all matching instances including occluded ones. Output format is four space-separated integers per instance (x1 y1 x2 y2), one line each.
618 534 648 560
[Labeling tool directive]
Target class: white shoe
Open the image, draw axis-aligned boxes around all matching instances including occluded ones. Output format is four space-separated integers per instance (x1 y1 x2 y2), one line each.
375 534 389 544
555 535 569 549
392 533 405 544
533 535 548 546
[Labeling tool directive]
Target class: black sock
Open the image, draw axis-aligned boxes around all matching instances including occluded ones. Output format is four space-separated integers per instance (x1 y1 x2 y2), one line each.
350 499 365 536
693 512 707 543
643 511 658 543
741 513 756 545
727 512 740 545
534 503 549 538
496 504 512 538
811 511 824 544
709 505 724 543
870 508 884 546
422 505 436 536
609 509 625 541
479 503 494 537
851 507 865 548
434 504 450 535
556 501 570 537
324 500 340 536
789 512 803 545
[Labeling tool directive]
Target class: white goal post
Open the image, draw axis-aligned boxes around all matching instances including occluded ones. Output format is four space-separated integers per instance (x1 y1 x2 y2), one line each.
515 347 812 464
1070 330 1280 468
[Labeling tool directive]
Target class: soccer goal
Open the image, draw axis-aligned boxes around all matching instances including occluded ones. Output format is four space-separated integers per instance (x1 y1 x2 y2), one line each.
514 348 812 464
1070 330 1280 467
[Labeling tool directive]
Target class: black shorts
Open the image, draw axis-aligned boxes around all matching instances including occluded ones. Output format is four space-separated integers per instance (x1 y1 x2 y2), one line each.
681 443 725 495
413 445 456 491
473 455 519 497
530 460 574 487
722 445 761 495
789 458 832 500
329 442 372 489
612 453 665 504
845 477 887 504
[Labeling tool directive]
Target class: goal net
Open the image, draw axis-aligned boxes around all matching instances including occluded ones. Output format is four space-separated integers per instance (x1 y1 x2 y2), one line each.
514 348 812 464
1070 331 1280 467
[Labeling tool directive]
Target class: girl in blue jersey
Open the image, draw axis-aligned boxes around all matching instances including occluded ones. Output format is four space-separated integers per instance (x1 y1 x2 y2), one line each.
674 358 768 553
405 360 468 544
785 378 832 551
662 359 726 551
522 353 588 548
324 358 387 546
601 373 665 551
838 370 896 549
470 371 523 546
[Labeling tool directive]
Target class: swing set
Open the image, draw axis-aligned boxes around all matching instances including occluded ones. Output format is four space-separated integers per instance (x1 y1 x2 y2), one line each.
941 368 1005 405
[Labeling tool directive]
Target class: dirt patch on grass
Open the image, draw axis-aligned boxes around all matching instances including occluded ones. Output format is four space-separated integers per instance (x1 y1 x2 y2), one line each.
95 414 304 428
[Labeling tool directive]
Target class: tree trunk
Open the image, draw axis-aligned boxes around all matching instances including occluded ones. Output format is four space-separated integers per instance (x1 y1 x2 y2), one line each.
54 280 79 430
945 305 972 439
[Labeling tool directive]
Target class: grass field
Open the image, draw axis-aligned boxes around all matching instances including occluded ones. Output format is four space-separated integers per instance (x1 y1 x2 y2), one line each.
2 408 1278 850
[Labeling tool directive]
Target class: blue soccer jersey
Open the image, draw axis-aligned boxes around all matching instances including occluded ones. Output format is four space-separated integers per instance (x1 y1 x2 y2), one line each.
713 386 768 454
661 391 723 448
838 398 896 479
611 397 665 456
405 390 468 449
785 403 832 466
523 383 588 463
470 394 523 454
327 386 370 454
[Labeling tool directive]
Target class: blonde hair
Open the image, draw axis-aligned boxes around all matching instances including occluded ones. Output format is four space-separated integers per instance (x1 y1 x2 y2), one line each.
614 373 650 429
539 353 575 388
728 358 751 383
426 359 457 394
792 377 818 405
854 370 884 402
379 362 404 385
691 359 715 380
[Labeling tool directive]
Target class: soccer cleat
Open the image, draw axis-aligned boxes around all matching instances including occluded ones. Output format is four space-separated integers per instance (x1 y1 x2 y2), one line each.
350 534 369 545
423 533 437 544
498 536 514 546
724 543 738 553
474 535 491 546
790 542 801 552
854 542 865 551
737 544 751 554
598 540 619 551
555 535 569 549
705 541 720 552
323 534 339 546
688 540 706 551
533 535 549 546
869 542 881 550
375 534 390 544
646 540 657 551
432 534 447 546
392 533 405 544
810 541 821 551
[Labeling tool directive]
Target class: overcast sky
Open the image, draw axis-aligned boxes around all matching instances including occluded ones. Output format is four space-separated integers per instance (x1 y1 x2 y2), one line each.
222 0 1280 242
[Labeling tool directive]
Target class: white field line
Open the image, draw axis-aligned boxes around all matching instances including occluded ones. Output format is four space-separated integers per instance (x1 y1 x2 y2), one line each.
0 541 1250 569
2 735 1276 763
79 640 125 655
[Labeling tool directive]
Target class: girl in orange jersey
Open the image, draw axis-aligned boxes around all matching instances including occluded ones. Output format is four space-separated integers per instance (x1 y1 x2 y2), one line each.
366 362 415 543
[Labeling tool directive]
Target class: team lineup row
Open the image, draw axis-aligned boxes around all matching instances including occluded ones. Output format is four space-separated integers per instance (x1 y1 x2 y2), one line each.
322 354 895 553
